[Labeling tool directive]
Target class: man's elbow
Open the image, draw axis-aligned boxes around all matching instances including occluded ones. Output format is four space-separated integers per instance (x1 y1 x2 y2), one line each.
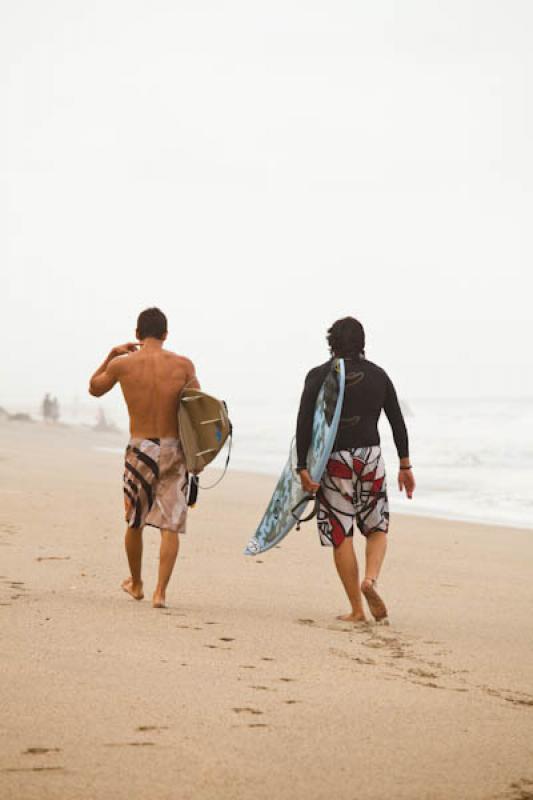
89 382 102 397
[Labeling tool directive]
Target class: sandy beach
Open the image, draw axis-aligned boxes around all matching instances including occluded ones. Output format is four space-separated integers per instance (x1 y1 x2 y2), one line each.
1 420 532 800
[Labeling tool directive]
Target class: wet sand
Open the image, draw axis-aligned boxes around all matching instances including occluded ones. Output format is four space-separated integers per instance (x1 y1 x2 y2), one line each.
0 420 532 800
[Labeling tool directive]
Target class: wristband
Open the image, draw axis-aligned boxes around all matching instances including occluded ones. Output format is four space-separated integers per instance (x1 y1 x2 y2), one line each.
399 465 412 470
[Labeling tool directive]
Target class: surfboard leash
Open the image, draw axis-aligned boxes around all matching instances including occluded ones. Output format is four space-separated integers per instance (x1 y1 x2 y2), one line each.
198 424 233 490
291 494 321 531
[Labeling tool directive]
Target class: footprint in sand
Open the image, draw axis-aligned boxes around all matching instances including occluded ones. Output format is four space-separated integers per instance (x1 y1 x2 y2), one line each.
232 707 263 715
261 657 275 662
408 680 444 690
364 632 408 659
136 726 168 732
250 685 276 692
297 617 371 633
481 686 533 709
248 723 268 728
3 766 64 773
333 627 471 694
330 648 377 666
24 747 61 755
35 556 70 562
408 667 439 680
507 778 533 800
503 693 533 708
105 742 155 747
219 637 234 642
306 618 476 697
0 524 20 536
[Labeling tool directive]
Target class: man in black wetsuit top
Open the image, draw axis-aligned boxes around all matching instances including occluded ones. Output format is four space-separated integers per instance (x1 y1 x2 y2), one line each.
296 316 415 623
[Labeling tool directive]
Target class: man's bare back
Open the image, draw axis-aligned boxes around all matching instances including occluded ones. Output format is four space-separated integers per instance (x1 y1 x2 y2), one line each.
88 307 200 610
89 339 199 438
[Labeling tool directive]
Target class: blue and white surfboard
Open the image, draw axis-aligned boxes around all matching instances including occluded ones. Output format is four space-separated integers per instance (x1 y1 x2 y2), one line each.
244 359 345 556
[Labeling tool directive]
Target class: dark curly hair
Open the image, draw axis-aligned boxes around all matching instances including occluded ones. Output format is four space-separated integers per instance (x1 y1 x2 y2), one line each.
136 307 168 340
327 317 365 358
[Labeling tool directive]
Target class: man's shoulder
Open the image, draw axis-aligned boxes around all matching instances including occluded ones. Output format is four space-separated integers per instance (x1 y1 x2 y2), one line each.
163 350 195 368
305 360 332 383
361 359 388 379
107 354 131 375
161 351 197 379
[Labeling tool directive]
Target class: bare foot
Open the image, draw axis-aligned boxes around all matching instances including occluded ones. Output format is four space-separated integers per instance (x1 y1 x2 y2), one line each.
152 590 166 609
361 578 388 622
336 612 367 623
121 578 144 601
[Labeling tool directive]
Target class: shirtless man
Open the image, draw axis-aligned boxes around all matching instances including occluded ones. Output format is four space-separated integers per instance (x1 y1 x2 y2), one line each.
89 307 199 608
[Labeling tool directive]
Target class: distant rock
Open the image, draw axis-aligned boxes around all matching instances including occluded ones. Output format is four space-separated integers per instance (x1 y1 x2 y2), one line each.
9 412 34 423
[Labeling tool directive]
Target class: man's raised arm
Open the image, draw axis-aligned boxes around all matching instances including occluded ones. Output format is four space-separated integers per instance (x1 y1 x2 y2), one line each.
89 343 138 397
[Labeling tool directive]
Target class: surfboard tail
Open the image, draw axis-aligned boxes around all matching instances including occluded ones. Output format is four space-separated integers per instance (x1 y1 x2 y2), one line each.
244 538 260 556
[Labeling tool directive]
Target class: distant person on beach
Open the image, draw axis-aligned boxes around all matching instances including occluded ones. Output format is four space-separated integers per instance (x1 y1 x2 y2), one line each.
41 393 52 422
88 307 199 609
296 317 415 624
50 396 60 423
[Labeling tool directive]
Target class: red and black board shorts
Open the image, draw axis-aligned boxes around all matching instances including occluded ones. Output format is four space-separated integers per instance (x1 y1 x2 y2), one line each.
317 447 389 547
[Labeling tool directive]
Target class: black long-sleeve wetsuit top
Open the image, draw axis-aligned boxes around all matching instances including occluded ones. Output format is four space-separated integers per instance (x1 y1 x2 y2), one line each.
296 356 409 470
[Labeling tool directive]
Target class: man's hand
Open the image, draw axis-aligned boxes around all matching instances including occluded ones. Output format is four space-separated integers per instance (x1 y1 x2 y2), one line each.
299 469 320 495
110 342 139 358
398 468 416 499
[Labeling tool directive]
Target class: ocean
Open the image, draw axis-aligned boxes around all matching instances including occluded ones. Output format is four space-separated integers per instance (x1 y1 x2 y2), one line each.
12 394 532 530
228 396 533 530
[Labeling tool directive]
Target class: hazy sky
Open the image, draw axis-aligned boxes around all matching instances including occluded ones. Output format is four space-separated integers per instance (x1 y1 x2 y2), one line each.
2 0 532 413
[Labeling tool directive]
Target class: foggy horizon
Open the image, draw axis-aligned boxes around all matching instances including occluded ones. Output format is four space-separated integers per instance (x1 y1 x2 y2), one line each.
2 1 532 409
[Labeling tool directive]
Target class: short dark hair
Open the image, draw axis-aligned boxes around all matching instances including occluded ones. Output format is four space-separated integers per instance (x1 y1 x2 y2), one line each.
136 307 168 340
327 317 365 357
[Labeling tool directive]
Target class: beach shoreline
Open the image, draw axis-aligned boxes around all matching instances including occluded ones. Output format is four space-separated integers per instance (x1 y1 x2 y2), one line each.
4 407 532 532
1 420 532 800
